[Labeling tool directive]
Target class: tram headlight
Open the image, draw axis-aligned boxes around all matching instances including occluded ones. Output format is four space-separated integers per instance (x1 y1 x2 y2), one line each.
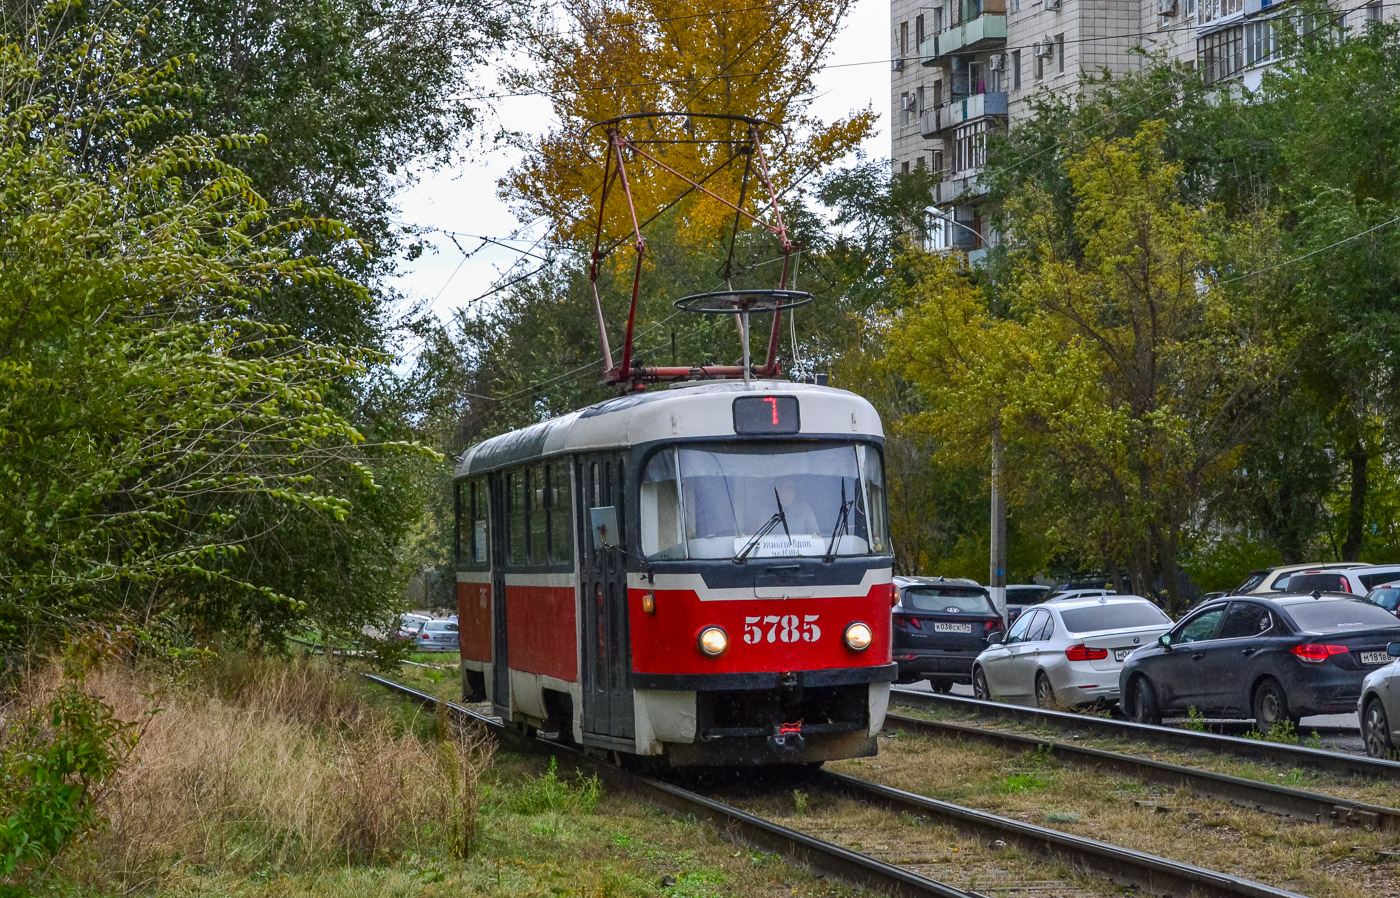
844 621 874 652
698 626 729 657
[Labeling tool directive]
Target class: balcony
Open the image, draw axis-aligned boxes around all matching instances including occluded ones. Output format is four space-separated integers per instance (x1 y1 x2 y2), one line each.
943 92 1007 129
919 108 941 138
935 173 985 205
921 14 1007 64
920 92 1007 138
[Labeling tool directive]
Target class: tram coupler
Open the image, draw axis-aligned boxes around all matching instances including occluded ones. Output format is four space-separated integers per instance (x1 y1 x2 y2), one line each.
770 721 804 752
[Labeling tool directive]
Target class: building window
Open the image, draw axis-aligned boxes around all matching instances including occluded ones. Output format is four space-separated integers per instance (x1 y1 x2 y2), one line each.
1034 47 1044 81
901 160 910 175
1012 50 1021 90
916 85 925 112
1184 0 1197 18
900 21 908 59
1199 0 1242 25
1245 18 1281 67
1055 33 1065 74
953 120 990 174
1365 1 1382 23
916 14 925 46
1198 24 1244 84
933 6 943 31
1010 0 1020 10
915 155 926 169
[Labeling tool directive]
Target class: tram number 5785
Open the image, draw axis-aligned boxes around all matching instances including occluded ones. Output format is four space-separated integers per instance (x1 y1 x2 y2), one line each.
743 614 820 644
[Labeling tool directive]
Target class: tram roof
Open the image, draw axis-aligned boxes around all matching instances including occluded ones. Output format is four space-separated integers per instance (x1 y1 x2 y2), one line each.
455 380 883 478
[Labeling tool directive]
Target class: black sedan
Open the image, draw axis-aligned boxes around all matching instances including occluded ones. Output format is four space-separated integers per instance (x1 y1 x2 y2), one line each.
892 576 1004 692
1119 594 1400 731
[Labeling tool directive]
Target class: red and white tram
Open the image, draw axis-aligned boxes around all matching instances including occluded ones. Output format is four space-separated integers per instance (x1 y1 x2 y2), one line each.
453 379 896 765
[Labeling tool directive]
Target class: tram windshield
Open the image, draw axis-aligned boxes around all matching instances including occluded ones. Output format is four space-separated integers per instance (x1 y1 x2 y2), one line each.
639 442 889 560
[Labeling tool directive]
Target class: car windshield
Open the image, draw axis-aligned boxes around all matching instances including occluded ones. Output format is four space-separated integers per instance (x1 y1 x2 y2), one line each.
1059 603 1171 633
423 621 457 633
901 586 993 613
1370 588 1400 612
1236 570 1268 593
639 442 889 560
1361 571 1400 590
1287 572 1352 594
1007 587 1050 604
1286 600 1400 633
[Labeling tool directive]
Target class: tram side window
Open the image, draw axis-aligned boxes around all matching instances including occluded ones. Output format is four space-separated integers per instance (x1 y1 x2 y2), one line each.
548 462 573 563
454 482 465 564
857 444 891 555
469 479 487 564
641 449 684 559
507 471 527 565
455 479 488 566
528 465 548 565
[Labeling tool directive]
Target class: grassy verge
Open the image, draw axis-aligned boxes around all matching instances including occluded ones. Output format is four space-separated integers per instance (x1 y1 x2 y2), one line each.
831 729 1400 898
6 653 863 898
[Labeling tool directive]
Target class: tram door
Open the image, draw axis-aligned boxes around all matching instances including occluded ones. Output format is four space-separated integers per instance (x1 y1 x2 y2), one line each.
488 473 510 716
577 454 635 744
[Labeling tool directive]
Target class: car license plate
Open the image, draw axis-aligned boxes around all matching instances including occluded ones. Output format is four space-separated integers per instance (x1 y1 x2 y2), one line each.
1361 651 1391 666
1114 648 1132 662
933 622 972 633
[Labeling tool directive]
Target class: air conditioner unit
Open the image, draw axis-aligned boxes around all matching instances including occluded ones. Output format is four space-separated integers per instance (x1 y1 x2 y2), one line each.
1044 0 1061 9
989 53 1006 71
1158 0 1177 14
892 56 906 71
1034 40 1054 58
902 93 916 110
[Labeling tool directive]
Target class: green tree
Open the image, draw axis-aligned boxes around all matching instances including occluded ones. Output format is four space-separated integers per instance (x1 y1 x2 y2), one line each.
889 124 1289 609
0 4 433 664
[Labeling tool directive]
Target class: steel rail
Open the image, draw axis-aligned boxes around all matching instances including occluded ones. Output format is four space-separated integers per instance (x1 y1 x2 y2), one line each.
816 771 1309 898
892 688 1400 780
886 711 1400 831
365 674 1312 898
360 674 976 898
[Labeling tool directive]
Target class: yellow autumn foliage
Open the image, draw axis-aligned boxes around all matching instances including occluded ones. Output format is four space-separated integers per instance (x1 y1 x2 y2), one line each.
503 0 876 252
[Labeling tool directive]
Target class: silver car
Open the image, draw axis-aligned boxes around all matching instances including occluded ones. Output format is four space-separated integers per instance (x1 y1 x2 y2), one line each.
1357 642 1400 757
412 619 460 653
972 596 1173 709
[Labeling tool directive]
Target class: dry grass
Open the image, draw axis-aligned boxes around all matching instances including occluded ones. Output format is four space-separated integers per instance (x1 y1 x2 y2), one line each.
9 654 495 892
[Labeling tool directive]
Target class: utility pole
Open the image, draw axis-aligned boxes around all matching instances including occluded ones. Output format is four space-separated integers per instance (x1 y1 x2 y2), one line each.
923 205 1008 623
989 420 1007 625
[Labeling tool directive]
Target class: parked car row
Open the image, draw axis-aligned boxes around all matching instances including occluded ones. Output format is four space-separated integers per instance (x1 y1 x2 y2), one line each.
396 612 460 653
896 562 1400 758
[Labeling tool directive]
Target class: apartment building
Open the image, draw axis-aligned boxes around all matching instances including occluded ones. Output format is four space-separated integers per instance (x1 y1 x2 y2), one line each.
892 0 1390 255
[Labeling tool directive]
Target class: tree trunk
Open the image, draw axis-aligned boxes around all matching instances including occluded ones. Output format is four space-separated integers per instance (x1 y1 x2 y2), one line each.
1342 442 1369 561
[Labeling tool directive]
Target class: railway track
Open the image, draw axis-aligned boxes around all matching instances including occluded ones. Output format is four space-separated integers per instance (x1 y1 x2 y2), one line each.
363 673 1310 898
893 688 1400 780
884 710 1400 830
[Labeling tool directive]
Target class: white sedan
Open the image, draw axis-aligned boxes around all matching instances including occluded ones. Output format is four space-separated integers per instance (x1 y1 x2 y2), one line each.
972 595 1173 709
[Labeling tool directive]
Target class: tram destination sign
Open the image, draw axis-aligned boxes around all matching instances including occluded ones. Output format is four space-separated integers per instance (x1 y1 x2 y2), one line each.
733 395 799 434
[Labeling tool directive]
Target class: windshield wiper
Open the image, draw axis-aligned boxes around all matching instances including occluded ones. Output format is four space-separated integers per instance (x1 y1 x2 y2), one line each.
824 479 853 563
734 488 790 564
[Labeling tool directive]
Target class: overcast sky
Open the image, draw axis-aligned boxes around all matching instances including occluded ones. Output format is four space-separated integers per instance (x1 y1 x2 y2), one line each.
388 0 891 340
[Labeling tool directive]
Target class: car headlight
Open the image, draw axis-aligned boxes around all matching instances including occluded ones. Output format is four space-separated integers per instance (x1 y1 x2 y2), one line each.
698 626 728 657
844 621 873 651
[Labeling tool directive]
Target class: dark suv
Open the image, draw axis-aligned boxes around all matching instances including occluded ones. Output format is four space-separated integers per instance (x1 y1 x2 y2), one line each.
892 576 1005 692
